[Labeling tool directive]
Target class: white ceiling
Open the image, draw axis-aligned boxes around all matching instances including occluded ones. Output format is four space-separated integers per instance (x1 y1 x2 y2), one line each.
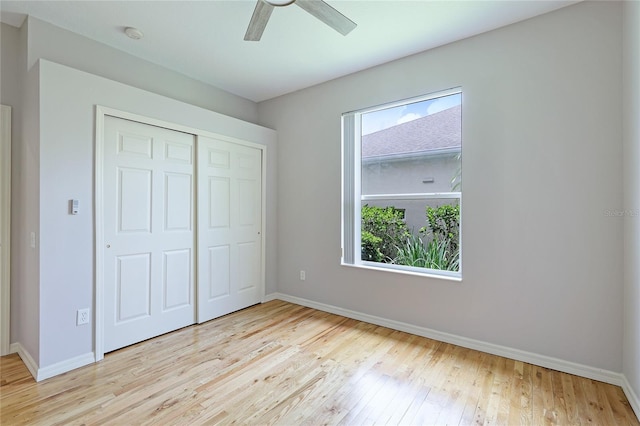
0 0 578 102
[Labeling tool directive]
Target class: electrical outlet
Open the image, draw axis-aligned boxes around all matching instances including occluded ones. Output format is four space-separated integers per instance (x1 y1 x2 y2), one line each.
77 308 90 325
300 270 306 281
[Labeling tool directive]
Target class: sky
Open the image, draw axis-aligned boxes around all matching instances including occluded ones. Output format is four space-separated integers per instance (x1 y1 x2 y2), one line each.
361 92 461 135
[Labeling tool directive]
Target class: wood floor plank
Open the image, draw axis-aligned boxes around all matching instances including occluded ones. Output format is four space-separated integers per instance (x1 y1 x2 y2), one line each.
470 352 498 424
405 343 461 425
560 370 580 425
458 350 490 425
435 345 483 426
605 380 639 425
1 300 637 425
377 337 436 425
483 355 509 425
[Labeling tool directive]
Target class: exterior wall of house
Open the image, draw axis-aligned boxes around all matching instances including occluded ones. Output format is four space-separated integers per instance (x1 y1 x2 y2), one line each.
259 1 624 373
363 152 460 234
623 0 640 414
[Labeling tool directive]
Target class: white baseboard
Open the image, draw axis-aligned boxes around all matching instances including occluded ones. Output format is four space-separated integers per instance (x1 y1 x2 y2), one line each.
11 342 39 380
9 342 95 382
622 375 640 421
265 292 623 386
36 352 95 382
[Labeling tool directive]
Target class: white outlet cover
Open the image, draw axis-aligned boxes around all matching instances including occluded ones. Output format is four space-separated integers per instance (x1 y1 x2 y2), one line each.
77 308 90 325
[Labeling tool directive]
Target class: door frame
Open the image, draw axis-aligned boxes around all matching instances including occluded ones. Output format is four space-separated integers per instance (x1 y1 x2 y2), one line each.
0 105 11 356
94 106 267 361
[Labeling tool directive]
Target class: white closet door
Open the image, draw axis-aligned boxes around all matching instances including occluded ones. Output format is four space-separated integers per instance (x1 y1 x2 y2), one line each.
197 136 263 323
103 116 195 353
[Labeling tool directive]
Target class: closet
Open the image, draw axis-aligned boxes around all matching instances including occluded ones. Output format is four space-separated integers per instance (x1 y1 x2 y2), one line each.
101 114 263 353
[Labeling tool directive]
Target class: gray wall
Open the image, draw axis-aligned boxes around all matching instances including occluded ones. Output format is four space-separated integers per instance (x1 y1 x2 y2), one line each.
258 1 624 372
1 21 41 364
0 22 21 350
1 23 20 107
623 0 640 413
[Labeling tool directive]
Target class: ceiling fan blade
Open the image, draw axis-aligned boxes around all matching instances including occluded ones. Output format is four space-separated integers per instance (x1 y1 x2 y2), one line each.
295 0 356 36
244 0 275 41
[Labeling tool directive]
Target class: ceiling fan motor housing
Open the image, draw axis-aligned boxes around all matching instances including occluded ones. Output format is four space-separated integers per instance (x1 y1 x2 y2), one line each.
264 0 296 6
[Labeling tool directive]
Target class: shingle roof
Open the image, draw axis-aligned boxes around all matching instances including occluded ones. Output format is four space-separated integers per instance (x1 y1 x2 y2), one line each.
362 104 461 159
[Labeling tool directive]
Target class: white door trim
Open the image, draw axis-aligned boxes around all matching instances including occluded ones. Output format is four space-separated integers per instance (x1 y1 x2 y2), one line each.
0 105 11 356
94 106 266 361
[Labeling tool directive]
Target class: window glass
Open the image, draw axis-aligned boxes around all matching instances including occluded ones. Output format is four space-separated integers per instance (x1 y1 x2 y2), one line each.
342 89 462 277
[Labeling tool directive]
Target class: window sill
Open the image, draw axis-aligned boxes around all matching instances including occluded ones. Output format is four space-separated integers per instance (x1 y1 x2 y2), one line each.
341 261 462 282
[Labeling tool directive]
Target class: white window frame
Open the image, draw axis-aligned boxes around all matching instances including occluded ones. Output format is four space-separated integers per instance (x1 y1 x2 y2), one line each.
342 88 462 280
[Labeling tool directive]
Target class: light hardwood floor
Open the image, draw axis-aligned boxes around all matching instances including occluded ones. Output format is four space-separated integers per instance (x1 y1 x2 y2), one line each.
1 300 638 425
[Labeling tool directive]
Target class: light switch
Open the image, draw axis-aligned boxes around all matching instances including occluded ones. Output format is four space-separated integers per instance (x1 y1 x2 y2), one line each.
70 199 79 215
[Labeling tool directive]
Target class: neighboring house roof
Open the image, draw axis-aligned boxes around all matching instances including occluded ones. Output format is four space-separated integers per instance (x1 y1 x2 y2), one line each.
362 104 461 159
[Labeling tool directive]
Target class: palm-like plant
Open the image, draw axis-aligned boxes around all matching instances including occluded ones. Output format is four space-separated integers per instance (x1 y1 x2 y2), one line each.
394 234 459 271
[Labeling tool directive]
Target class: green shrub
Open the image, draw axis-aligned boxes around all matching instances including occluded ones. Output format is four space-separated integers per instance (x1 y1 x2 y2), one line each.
361 203 460 272
394 234 429 268
424 237 459 271
361 205 409 262
418 203 460 272
361 231 383 262
421 204 460 253
394 234 460 271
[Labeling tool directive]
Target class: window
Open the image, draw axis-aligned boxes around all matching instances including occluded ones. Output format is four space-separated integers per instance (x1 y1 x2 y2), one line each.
342 88 462 278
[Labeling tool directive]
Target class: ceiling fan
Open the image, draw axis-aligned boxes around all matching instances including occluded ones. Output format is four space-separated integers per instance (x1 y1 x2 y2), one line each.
244 0 357 41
